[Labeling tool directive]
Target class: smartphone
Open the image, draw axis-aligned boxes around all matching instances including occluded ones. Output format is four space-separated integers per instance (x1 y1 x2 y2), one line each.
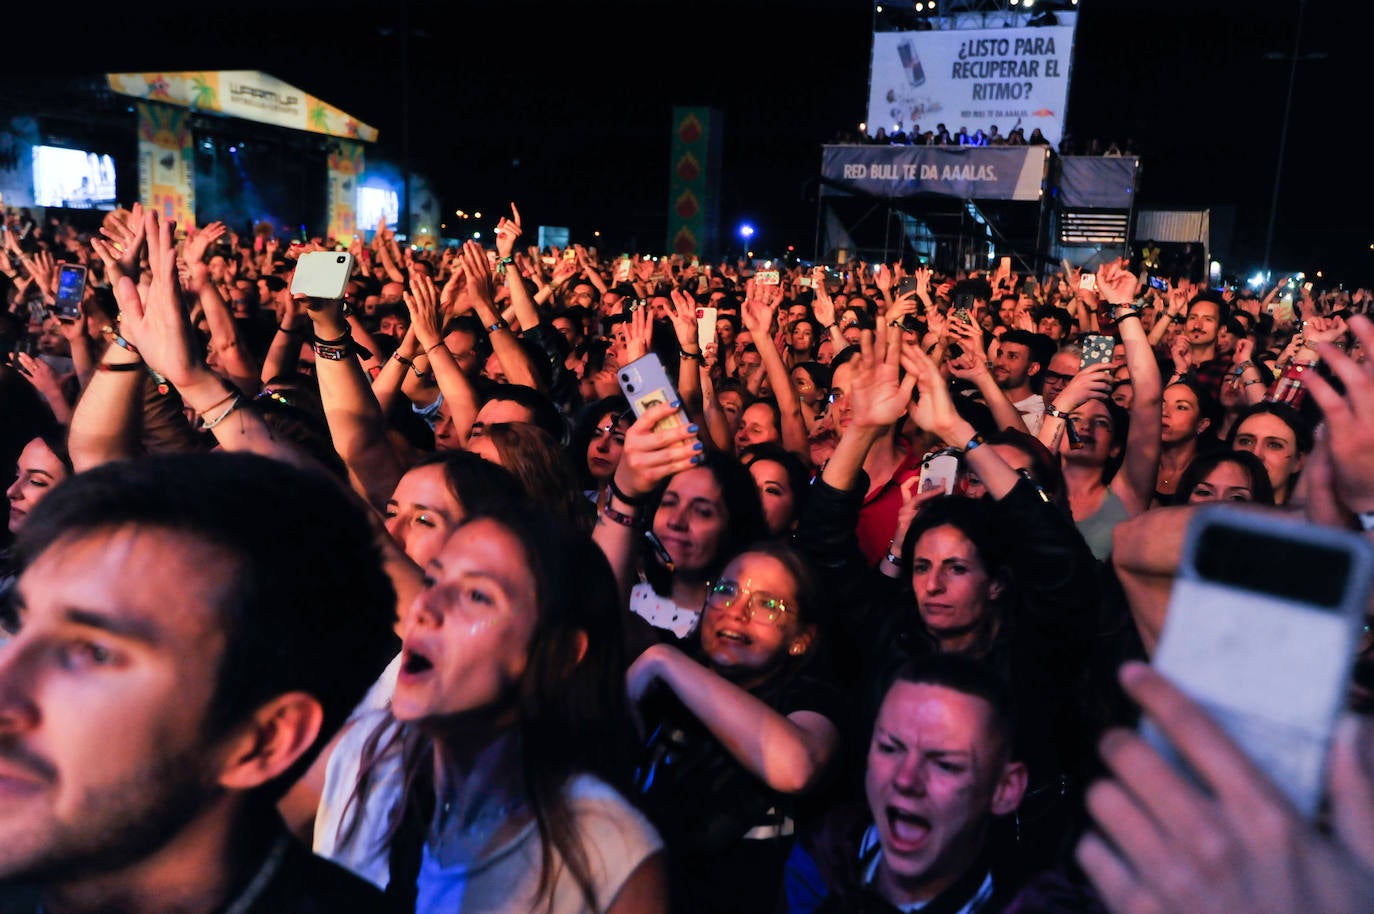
1143 505 1374 820
756 269 780 286
1080 334 1115 369
52 263 87 322
918 449 960 496
897 276 920 296
1149 275 1168 291
798 277 813 289
614 256 634 284
1078 272 1098 293
998 255 1012 277
696 306 718 351
290 251 355 300
618 352 692 433
563 248 578 262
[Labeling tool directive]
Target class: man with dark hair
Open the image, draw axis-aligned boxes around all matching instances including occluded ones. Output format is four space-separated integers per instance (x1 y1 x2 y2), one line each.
1175 293 1232 401
0 452 400 913
788 654 1029 914
992 329 1050 433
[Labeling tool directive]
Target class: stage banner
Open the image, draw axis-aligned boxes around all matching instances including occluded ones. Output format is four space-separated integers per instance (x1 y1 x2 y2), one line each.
109 72 378 143
136 102 194 228
821 145 1048 201
326 140 365 243
666 107 723 259
1056 155 1140 209
866 26 1074 148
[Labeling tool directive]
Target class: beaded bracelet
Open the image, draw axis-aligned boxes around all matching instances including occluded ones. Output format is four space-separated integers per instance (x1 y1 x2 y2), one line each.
601 501 637 528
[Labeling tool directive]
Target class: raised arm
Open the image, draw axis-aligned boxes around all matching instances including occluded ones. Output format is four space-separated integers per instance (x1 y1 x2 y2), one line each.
1101 260 1162 514
740 280 810 466
404 271 480 447
181 221 260 394
459 239 540 390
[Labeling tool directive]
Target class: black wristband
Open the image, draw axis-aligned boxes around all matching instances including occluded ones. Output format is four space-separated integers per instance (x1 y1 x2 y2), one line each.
607 476 649 507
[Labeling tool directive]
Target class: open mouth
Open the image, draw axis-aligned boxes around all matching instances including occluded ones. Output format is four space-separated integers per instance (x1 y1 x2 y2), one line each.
886 807 931 850
714 628 753 646
400 647 434 676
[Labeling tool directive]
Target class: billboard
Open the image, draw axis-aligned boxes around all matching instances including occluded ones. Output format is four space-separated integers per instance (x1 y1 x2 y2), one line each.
866 26 1074 148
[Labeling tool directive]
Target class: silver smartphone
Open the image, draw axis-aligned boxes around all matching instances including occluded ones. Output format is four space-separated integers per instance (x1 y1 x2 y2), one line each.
290 251 354 300
53 263 88 322
1144 505 1374 820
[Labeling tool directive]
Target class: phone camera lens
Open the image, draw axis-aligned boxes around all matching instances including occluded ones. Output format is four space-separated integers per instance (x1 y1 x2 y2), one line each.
336 255 346 264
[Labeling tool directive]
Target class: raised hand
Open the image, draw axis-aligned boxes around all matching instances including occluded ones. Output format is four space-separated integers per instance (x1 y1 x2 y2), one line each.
114 210 205 390
1306 315 1374 516
874 262 894 294
624 302 653 364
900 338 963 442
458 240 498 312
667 288 701 351
494 202 522 260
611 401 703 501
1054 362 1115 411
403 272 446 349
99 201 147 277
848 327 916 430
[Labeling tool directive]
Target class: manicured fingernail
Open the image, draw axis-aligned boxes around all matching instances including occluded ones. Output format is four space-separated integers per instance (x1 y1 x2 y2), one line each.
671 399 682 408
693 441 703 451
688 423 699 433
691 454 702 464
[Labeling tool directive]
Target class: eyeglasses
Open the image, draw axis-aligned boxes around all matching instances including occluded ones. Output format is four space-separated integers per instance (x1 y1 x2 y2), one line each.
1041 370 1075 384
706 580 792 626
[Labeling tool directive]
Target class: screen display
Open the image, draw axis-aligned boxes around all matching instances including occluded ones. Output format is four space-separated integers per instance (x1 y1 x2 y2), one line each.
32 146 117 209
1195 524 1350 610
356 186 399 235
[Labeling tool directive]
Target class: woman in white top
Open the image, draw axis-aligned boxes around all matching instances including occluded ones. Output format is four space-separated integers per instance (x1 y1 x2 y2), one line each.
315 503 666 914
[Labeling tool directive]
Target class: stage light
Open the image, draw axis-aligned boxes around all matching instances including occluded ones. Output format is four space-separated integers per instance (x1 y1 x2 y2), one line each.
739 224 755 241
228 145 238 154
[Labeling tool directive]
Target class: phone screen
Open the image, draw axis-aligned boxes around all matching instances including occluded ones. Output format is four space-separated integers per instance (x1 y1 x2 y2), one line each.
54 265 87 321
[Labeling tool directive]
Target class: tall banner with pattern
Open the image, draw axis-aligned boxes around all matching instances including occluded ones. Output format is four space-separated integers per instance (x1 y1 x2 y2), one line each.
136 102 194 228
666 107 722 259
326 140 365 243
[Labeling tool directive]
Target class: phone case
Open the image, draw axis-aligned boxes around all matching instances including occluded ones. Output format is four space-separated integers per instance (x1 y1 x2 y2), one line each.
290 251 354 300
614 258 633 283
696 306 718 351
1079 273 1098 292
756 270 780 286
1080 335 1115 368
618 353 690 433
918 451 960 496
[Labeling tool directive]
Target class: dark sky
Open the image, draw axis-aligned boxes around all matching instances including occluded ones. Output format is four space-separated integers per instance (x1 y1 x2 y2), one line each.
4 0 1369 283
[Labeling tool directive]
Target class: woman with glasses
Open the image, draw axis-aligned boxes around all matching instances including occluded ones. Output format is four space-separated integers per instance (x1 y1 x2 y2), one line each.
626 538 843 914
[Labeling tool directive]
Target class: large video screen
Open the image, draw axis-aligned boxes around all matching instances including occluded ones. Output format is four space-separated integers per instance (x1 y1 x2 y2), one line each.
866 26 1075 148
357 186 399 235
32 145 118 209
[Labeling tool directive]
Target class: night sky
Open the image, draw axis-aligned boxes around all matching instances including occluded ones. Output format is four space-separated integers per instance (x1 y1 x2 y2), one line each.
3 0 1369 284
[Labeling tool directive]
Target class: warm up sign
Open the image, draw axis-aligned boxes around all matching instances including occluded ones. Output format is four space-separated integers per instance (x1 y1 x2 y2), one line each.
866 26 1075 149
821 146 1050 201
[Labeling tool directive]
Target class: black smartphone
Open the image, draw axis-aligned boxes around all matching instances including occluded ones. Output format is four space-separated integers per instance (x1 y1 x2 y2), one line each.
53 263 88 322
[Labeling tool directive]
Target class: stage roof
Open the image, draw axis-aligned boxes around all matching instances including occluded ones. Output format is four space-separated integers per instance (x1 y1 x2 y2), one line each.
105 71 378 143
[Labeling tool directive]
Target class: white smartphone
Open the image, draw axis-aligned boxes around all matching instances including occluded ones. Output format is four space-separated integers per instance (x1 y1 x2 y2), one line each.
614 257 633 284
917 449 960 496
1144 505 1374 820
290 251 354 300
1078 272 1098 293
618 352 692 434
696 306 718 351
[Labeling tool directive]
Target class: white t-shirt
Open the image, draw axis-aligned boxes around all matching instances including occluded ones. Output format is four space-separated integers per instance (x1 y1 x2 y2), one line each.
1013 392 1046 435
314 709 662 914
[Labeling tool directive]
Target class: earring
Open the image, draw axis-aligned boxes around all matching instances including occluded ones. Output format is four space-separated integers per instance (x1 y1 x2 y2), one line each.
789 643 804 656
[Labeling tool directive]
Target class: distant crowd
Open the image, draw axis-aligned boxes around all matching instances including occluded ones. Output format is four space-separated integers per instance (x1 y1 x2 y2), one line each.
1 200 1372 914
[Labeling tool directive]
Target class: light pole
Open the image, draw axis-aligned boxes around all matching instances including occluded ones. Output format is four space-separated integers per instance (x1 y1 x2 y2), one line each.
1262 0 1325 277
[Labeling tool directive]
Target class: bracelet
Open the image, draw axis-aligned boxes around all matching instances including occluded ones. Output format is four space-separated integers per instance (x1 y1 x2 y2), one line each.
313 328 350 346
1234 360 1256 374
199 393 243 430
883 548 902 567
1044 404 1072 421
607 476 649 507
393 352 414 367
425 340 448 355
97 360 143 372
277 324 301 335
313 340 352 361
486 320 510 334
679 348 703 361
963 432 987 453
601 501 638 528
105 330 140 356
197 389 238 417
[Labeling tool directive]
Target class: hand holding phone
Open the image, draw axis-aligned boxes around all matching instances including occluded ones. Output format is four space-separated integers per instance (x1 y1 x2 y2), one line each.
52 263 88 322
1143 504 1374 820
918 449 960 496
696 306 718 351
618 352 692 433
290 251 355 300
1080 334 1115 369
